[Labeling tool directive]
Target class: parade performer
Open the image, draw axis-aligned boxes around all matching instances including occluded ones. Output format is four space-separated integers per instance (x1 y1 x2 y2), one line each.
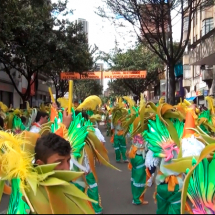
111 100 129 163
54 94 120 214
29 111 49 133
145 101 209 214
126 96 149 205
143 110 184 214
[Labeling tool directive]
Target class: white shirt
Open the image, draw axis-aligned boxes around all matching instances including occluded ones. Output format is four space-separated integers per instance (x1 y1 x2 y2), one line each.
29 123 41 133
94 128 106 143
181 135 205 158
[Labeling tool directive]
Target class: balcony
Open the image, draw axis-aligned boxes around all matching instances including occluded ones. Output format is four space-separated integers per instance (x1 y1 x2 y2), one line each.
189 29 215 65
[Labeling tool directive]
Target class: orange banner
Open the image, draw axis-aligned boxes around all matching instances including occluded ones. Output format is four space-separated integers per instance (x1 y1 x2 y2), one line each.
60 71 147 80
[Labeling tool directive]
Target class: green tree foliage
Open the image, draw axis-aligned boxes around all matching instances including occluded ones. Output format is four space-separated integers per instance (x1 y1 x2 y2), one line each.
46 27 97 99
73 80 103 100
0 0 94 104
102 43 164 97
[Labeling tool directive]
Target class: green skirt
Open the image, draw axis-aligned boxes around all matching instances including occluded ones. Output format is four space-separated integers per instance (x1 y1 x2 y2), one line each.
156 183 181 214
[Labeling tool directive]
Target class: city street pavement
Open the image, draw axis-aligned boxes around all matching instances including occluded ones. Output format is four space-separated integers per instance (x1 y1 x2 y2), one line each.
96 125 156 214
0 124 157 214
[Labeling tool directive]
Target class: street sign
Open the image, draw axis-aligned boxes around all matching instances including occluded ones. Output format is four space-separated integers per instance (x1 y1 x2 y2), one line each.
60 71 147 80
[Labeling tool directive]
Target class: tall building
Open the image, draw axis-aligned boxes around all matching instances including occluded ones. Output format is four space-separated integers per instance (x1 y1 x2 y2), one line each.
75 18 89 41
183 3 215 105
95 63 104 86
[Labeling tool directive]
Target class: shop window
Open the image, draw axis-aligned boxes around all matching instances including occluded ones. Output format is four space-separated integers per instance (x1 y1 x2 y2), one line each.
202 18 214 36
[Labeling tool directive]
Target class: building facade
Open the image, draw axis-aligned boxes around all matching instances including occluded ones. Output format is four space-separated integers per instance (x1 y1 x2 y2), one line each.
183 3 215 105
0 65 54 108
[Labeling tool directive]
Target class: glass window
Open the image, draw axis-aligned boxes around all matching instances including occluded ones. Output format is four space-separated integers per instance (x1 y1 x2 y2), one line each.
202 18 214 36
184 16 189 31
183 65 192 79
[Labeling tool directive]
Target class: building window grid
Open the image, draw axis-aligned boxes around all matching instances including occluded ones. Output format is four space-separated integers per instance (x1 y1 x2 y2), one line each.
184 65 192 79
202 18 214 36
184 16 189 32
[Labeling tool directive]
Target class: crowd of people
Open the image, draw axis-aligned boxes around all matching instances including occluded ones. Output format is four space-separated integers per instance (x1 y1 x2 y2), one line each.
0 94 215 214
0 96 112 214
104 95 215 214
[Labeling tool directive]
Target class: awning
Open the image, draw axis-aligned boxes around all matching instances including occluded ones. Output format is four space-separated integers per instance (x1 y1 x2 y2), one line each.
186 96 197 101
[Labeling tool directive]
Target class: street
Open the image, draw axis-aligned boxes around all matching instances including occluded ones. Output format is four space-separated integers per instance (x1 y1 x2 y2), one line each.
96 125 156 214
0 125 157 214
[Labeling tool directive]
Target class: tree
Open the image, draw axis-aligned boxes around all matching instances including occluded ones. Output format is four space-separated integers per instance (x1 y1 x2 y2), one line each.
0 0 93 106
46 24 97 100
108 79 131 96
73 80 103 100
102 43 164 97
97 0 212 104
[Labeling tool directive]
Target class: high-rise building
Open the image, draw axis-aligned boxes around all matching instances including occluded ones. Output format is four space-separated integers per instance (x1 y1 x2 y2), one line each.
75 18 89 41
183 3 215 105
95 63 104 86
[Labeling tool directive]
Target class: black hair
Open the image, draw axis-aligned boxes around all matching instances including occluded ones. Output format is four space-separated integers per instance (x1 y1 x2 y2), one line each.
21 116 27 124
0 116 4 128
35 133 71 163
75 110 89 121
35 111 49 123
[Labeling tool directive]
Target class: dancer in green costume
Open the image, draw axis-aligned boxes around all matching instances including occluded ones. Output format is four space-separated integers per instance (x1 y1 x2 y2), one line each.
86 172 103 214
129 136 148 205
112 121 128 162
126 98 148 205
143 115 184 214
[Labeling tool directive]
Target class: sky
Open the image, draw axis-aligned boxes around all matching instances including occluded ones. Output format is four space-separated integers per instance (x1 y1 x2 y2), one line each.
55 0 181 91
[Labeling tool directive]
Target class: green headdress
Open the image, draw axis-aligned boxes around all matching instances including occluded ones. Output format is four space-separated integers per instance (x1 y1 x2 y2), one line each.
198 110 215 134
143 115 183 161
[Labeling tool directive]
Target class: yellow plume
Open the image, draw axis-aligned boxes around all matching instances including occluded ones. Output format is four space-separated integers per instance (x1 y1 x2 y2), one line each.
57 97 70 109
76 95 102 111
0 131 37 189
14 109 22 116
139 93 145 110
0 102 8 113
205 96 215 114
123 96 135 107
89 114 102 123
159 96 165 104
